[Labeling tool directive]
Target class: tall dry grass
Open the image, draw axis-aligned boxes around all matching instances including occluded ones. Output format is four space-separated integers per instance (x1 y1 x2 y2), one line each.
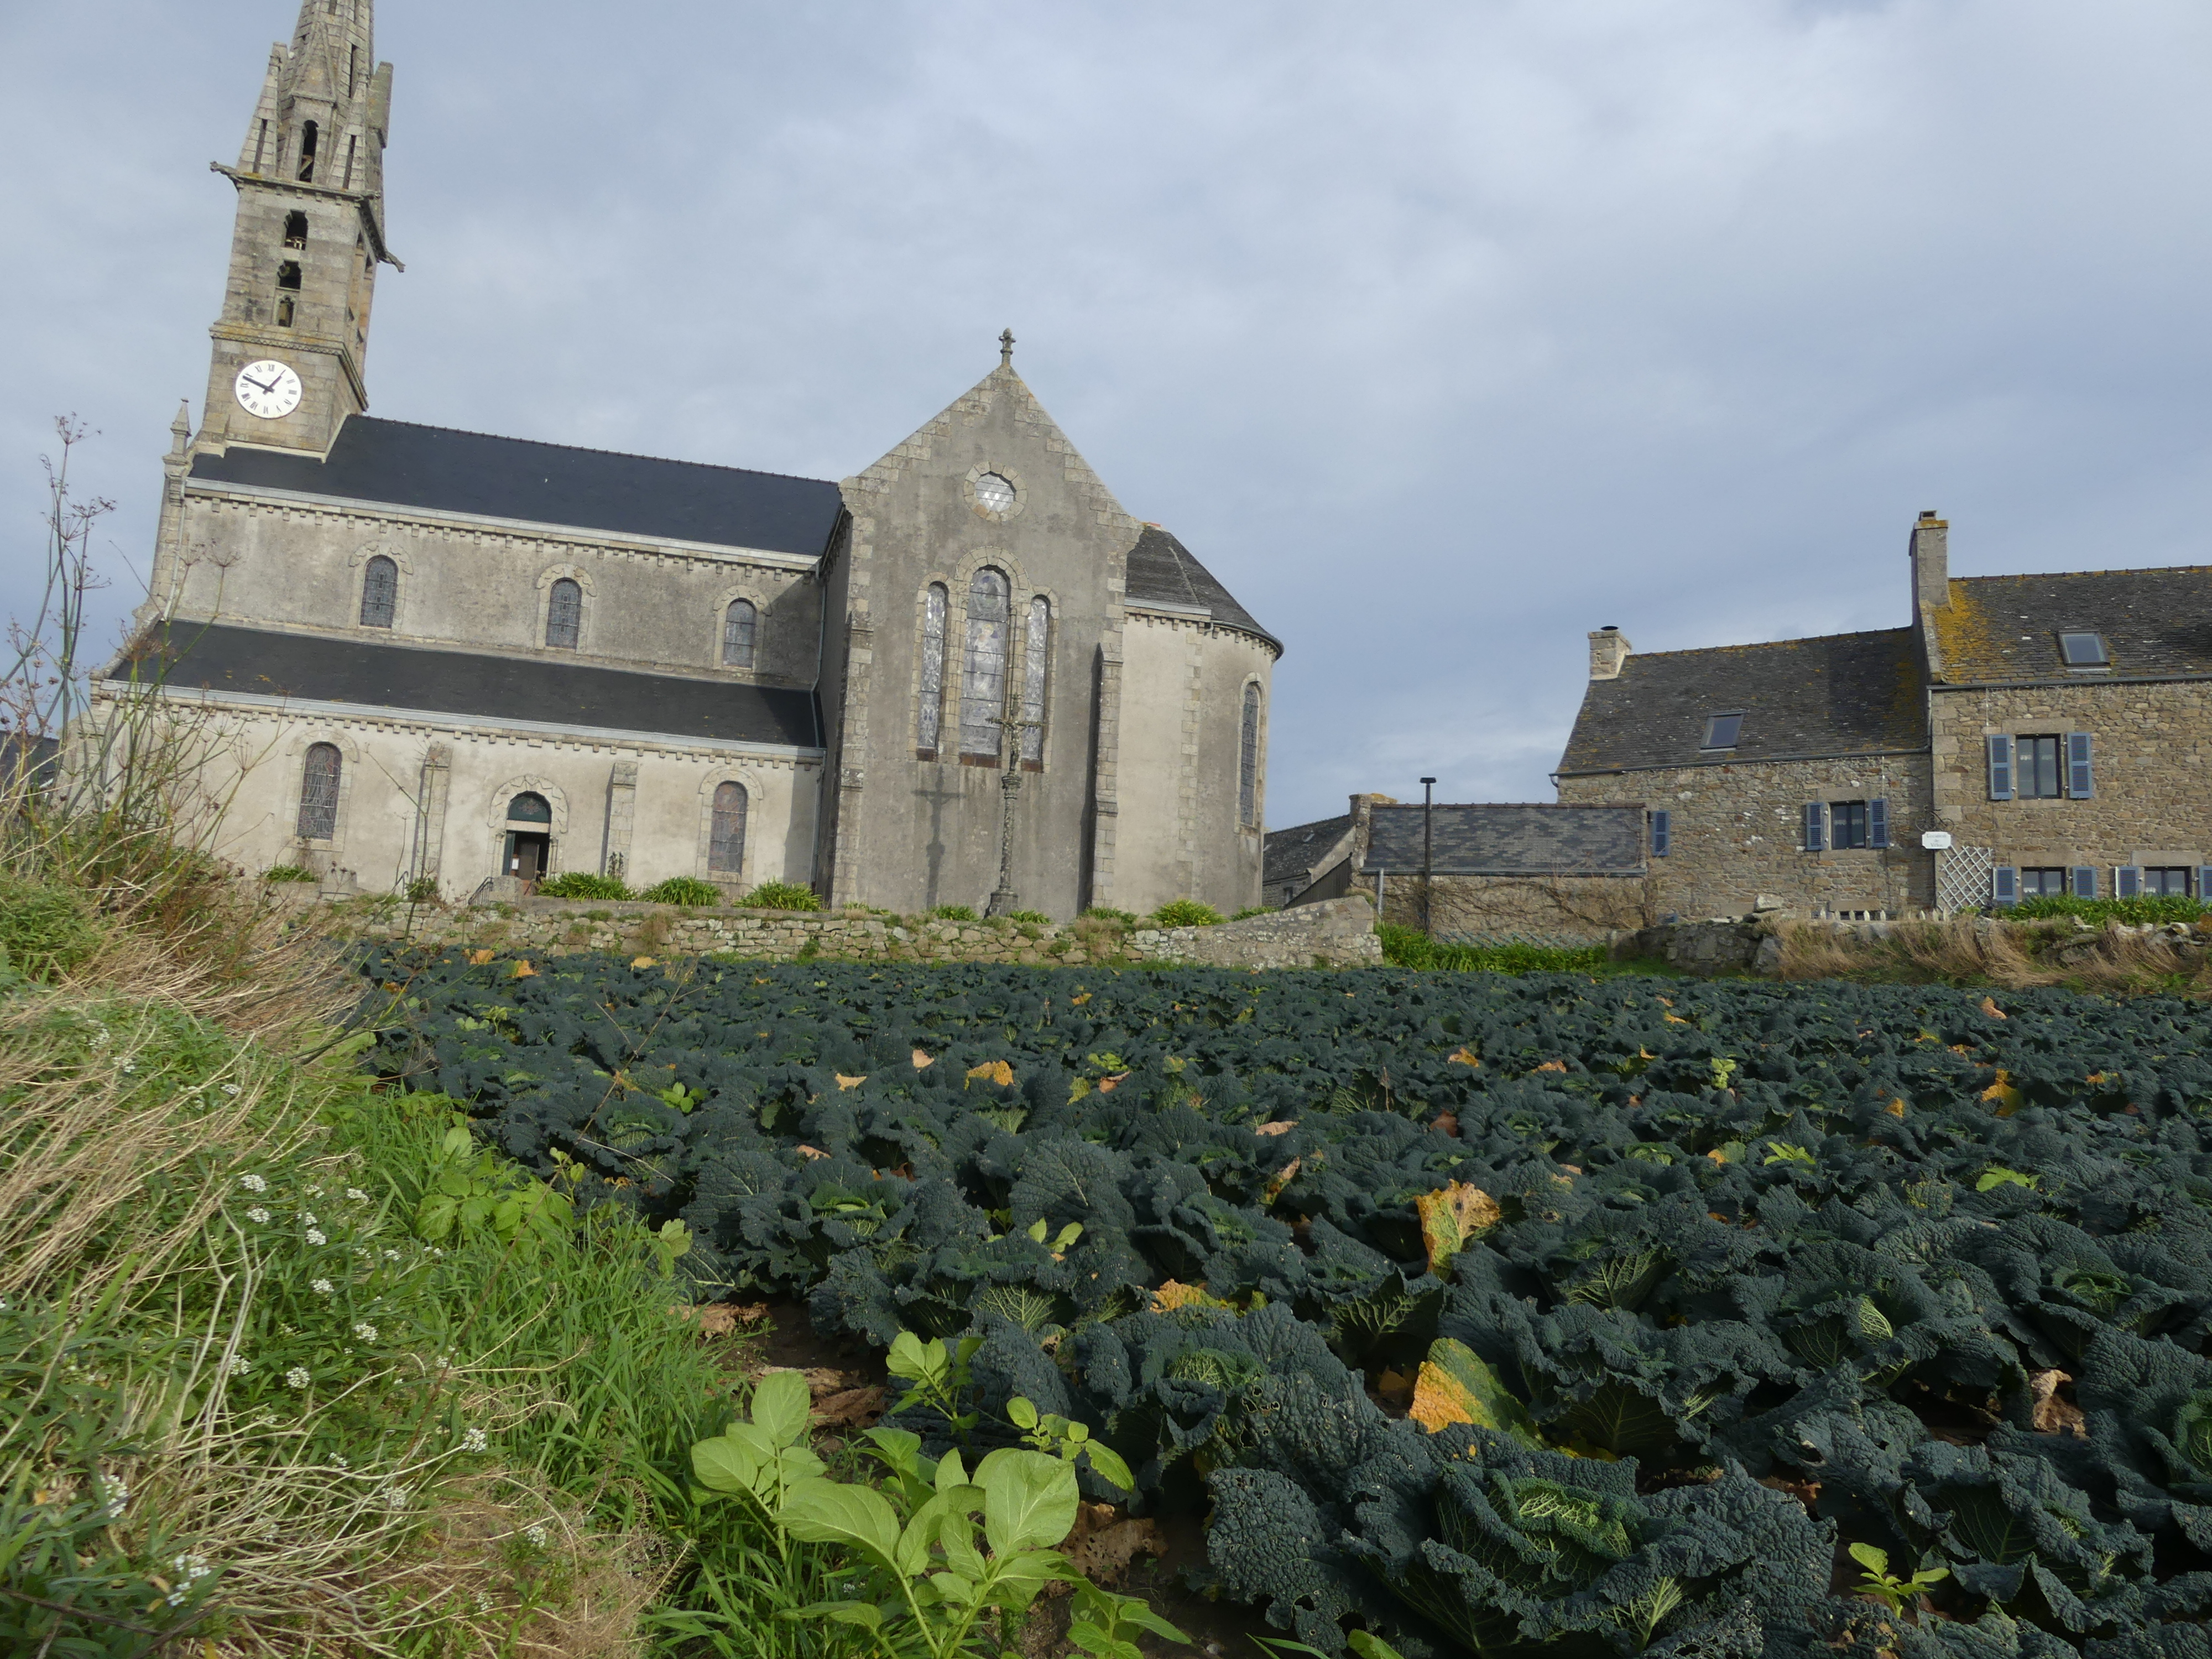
1773 915 2212 998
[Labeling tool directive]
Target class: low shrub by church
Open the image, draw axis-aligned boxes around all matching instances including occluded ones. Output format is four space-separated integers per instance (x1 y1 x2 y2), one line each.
536 871 631 901
639 877 721 907
358 952 2212 1659
742 880 821 912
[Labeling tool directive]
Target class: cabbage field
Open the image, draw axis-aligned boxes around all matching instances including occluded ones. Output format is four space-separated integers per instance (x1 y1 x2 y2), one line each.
361 951 2212 1659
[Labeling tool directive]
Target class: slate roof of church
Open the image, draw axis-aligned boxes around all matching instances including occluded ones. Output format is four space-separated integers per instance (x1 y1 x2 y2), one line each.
1124 526 1280 651
1360 804 1646 876
1930 568 2212 682
1265 813 1353 891
110 623 821 749
1557 628 1925 776
189 417 847 556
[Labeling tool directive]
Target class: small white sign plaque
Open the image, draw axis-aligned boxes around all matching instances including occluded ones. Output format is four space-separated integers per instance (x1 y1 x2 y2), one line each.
1921 830 1954 851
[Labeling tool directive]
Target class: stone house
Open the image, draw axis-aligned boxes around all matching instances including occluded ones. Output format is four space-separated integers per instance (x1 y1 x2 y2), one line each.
1267 799 1647 939
92 0 1279 920
1552 512 2212 916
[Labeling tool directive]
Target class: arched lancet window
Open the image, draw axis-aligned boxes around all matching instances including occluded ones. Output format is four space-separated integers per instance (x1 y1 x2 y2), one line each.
283 211 308 249
709 781 748 875
296 119 320 182
507 792 551 825
545 578 582 649
917 583 948 758
359 555 397 628
722 599 757 669
298 743 341 839
1019 597 1050 768
1238 684 1262 827
958 568 1010 760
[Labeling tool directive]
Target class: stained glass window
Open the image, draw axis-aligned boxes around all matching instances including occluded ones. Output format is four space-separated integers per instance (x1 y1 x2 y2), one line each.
722 600 757 668
1239 684 1261 825
709 781 748 874
545 578 582 649
975 473 1016 513
918 584 948 756
359 555 397 628
298 743 341 839
959 569 1010 759
1020 597 1050 766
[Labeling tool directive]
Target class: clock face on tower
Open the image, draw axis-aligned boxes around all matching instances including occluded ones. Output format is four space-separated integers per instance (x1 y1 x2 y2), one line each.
233 359 304 420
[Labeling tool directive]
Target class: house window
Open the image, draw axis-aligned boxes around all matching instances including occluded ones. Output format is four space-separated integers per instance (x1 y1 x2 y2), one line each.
1832 801 1870 849
545 578 582 649
2145 867 2194 897
917 582 947 758
283 211 308 249
2017 735 2063 799
296 743 341 839
1809 799 1889 852
1238 684 1261 826
1649 808 1671 858
1020 597 1050 768
722 599 757 669
2059 632 2109 667
708 781 748 875
2019 868 2067 898
958 568 1010 760
359 555 397 628
1701 713 1743 751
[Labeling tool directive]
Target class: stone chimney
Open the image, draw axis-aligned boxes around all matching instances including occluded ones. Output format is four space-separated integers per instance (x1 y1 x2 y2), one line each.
1911 511 1949 618
1588 626 1631 680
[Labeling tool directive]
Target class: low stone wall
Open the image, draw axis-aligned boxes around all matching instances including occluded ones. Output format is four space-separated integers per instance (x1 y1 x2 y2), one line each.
1615 917 1782 977
326 893 1380 969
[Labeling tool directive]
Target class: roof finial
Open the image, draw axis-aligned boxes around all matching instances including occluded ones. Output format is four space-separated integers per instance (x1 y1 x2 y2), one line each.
999 327 1015 368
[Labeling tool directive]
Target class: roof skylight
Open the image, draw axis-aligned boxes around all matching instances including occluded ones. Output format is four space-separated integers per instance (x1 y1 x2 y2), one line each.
2059 632 2109 667
1702 713 1743 750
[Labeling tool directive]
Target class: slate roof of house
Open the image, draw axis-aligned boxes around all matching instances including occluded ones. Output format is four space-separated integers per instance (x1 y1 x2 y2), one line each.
189 417 847 556
1557 628 1924 776
1360 804 1646 875
110 623 821 749
1931 568 2212 683
1124 526 1280 651
1265 813 1353 891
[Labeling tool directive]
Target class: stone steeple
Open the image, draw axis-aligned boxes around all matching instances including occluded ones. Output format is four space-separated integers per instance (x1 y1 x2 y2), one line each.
196 0 398 458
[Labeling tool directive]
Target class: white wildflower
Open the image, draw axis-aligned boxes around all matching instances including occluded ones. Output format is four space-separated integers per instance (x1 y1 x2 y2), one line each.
373 1481 410 1511
305 1229 327 1246
306 1185 324 1197
174 1552 213 1583
91 1024 111 1045
311 1277 334 1294
523 1522 549 1548
121 1061 136 1074
220 1354 252 1376
239 1173 267 1193
352 1322 379 1342
285 1366 310 1389
301 1213 319 1228
383 1249 401 1261
461 1426 488 1453
474 1587 494 1613
247 1207 270 1224
346 1187 370 1202
222 1084 241 1097
331 1453 351 1470
100 1479 128 1520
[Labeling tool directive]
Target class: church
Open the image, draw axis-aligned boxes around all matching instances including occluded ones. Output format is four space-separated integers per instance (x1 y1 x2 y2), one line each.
110 0 1279 920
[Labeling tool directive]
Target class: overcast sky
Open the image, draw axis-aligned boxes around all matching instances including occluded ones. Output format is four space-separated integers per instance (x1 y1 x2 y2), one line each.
4 0 2210 827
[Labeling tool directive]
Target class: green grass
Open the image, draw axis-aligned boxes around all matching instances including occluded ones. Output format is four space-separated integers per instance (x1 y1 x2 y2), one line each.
744 880 822 912
2008 892 2211 926
1378 922 1637 975
642 876 723 907
1150 899 1223 928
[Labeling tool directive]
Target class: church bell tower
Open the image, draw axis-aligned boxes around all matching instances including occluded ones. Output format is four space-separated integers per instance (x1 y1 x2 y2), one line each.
196 0 398 457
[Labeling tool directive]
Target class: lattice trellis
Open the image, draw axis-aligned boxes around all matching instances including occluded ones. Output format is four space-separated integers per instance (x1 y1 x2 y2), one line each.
1937 843 1994 914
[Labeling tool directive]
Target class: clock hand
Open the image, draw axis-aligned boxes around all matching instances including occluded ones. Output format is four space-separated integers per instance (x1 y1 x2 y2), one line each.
244 373 277 394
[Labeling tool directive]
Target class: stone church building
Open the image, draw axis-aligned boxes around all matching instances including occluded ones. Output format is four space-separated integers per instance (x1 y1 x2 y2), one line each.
105 0 1279 918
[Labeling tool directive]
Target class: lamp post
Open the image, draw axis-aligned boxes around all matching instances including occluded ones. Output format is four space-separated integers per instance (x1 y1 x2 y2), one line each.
1420 777 1437 937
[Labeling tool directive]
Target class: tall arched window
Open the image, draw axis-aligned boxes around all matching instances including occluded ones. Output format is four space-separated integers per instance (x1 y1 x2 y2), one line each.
708 781 748 875
1238 684 1262 827
359 555 397 628
545 578 582 649
722 599 758 669
958 568 1010 760
1019 597 1050 768
916 583 948 758
298 743 341 839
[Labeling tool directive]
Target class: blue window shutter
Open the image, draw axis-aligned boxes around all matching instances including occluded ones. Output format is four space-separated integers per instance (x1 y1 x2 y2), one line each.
1803 802 1824 852
1986 734 2013 800
2070 865 2096 899
1650 809 1670 858
1869 799 1889 849
2067 732 2093 799
1992 866 2017 905
2198 867 2212 899
2117 865 2142 899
